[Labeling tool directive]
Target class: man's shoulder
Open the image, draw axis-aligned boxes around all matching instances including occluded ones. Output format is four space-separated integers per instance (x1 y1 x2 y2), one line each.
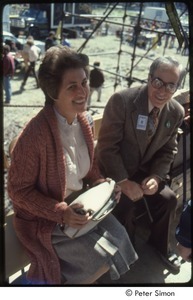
170 97 185 114
6 53 15 69
31 44 39 50
107 85 143 111
8 53 14 61
119 85 142 94
114 85 145 102
91 68 100 74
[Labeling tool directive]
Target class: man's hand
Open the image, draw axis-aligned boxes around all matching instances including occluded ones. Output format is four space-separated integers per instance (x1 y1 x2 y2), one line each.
141 176 160 195
118 179 144 202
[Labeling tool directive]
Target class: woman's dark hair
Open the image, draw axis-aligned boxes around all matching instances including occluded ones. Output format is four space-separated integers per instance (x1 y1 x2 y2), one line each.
38 45 89 105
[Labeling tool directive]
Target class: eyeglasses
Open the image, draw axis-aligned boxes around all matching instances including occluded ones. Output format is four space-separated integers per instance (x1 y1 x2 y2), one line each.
150 76 178 94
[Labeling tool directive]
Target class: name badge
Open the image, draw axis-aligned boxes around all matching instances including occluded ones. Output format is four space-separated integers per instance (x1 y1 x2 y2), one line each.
136 115 148 130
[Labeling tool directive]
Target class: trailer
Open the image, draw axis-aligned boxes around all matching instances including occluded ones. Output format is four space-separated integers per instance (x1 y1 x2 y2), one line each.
10 3 92 39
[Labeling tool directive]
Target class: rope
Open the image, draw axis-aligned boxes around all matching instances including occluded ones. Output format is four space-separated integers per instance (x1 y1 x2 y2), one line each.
3 104 107 110
3 105 43 108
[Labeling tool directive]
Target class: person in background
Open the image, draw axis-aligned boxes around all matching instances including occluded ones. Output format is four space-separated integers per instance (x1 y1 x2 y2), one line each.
61 33 71 47
20 35 34 72
104 22 110 35
4 39 18 52
8 45 138 285
96 56 186 273
176 200 191 262
88 61 105 106
20 39 41 91
3 44 15 104
45 31 58 51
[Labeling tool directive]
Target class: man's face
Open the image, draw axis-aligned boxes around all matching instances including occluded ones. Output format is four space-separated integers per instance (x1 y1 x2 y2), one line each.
148 64 180 108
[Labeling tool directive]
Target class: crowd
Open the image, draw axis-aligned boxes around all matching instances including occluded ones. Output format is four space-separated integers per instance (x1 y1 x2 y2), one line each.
3 31 191 285
3 31 71 104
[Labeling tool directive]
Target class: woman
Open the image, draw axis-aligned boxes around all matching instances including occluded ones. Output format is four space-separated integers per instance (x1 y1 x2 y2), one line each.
8 45 138 285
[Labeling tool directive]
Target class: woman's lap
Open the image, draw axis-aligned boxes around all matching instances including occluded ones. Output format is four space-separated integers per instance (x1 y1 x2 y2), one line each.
51 214 138 283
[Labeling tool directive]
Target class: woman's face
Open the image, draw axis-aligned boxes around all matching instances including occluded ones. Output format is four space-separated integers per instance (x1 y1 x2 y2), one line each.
54 68 89 123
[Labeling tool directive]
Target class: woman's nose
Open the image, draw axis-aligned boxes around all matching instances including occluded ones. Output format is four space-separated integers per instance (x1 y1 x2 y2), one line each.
78 85 87 96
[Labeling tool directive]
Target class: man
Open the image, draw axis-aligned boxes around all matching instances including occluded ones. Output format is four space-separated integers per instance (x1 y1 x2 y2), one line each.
96 56 186 272
20 35 34 72
20 39 41 90
61 33 71 47
3 44 15 104
45 31 58 51
88 61 105 106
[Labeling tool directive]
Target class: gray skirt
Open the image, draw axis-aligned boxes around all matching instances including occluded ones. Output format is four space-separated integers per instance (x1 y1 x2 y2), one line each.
51 214 138 284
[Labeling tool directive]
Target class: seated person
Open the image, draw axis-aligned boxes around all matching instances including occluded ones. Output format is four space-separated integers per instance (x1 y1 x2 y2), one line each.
8 45 138 285
96 56 187 272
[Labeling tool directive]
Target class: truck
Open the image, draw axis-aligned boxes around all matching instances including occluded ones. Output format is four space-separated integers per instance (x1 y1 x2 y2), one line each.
143 6 169 23
10 3 92 39
142 6 169 24
142 5 189 35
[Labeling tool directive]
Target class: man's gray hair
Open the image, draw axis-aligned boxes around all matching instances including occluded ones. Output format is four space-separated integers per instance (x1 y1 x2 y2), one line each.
149 56 187 87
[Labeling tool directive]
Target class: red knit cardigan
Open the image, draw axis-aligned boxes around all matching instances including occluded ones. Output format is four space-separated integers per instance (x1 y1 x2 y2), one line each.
8 105 103 285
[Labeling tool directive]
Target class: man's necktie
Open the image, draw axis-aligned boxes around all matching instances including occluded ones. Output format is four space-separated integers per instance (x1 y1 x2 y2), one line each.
147 107 160 141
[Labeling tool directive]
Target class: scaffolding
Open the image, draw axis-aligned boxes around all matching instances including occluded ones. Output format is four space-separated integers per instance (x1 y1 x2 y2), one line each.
3 2 190 110
69 2 189 92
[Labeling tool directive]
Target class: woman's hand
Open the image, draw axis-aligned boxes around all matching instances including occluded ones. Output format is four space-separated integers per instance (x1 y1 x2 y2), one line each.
62 203 92 229
92 177 121 202
114 184 121 203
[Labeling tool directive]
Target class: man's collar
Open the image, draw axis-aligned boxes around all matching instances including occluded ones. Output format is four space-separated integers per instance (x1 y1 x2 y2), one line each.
148 100 164 114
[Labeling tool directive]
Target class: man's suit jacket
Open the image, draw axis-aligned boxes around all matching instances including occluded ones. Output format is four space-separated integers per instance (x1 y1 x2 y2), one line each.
96 84 185 182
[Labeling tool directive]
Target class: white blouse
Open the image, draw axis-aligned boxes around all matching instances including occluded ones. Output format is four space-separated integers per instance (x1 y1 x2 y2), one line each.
54 109 90 197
